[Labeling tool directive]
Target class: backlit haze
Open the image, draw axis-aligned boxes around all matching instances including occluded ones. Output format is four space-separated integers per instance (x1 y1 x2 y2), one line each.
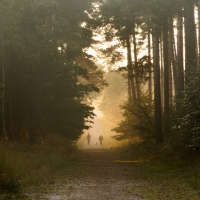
77 98 125 149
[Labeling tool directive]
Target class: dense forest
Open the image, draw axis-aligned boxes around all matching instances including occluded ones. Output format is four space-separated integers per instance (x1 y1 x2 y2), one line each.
1 0 200 197
89 0 200 156
0 0 107 144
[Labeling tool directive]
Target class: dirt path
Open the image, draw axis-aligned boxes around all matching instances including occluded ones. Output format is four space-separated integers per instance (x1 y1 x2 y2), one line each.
31 148 145 200
1 148 200 199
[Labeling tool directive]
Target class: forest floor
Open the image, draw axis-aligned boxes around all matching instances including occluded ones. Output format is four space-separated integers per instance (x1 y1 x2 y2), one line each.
1 148 200 200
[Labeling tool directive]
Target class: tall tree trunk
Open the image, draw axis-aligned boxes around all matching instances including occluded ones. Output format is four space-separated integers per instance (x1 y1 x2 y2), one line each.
198 0 200 58
169 18 178 96
9 94 14 141
133 23 140 100
184 0 197 76
126 36 136 99
169 55 173 107
197 0 200 69
163 20 170 134
2 39 6 138
177 13 184 92
148 28 152 106
128 79 131 97
29 111 36 145
160 37 164 109
153 31 163 144
16 122 21 142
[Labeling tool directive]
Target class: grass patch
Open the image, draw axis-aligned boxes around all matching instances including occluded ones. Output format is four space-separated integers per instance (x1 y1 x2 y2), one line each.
0 138 81 195
125 165 200 200
126 183 200 200
120 141 200 199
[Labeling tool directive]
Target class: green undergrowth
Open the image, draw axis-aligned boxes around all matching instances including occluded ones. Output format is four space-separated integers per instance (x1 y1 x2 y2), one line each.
0 139 81 195
125 162 200 200
119 141 200 199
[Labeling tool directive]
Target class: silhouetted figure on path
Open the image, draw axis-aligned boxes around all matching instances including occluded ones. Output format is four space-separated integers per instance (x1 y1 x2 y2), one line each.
99 135 104 145
86 133 91 145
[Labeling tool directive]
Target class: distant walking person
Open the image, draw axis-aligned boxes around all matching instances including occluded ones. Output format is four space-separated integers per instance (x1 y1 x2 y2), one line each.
86 133 91 145
99 135 104 145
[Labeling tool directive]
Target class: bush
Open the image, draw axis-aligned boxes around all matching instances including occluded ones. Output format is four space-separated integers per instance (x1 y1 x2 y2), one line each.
112 94 154 141
0 173 20 193
169 67 200 155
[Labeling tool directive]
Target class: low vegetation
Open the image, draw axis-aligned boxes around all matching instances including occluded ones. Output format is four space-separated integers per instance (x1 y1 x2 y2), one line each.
119 142 200 200
0 135 80 194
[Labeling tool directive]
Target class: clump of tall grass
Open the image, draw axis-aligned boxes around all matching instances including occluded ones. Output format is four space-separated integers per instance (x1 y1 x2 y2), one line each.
0 135 79 193
0 141 23 193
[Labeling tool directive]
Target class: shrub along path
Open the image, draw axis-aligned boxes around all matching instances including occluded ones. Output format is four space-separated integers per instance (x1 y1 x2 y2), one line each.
1 148 200 200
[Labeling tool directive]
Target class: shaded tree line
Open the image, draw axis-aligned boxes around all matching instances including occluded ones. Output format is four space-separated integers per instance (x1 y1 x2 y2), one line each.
0 0 105 145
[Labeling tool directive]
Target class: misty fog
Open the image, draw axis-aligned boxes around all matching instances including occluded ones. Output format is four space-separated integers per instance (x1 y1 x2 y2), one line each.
77 98 125 149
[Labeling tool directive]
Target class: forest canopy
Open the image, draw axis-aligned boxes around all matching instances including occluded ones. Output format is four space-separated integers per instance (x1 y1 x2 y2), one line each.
1 0 200 157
